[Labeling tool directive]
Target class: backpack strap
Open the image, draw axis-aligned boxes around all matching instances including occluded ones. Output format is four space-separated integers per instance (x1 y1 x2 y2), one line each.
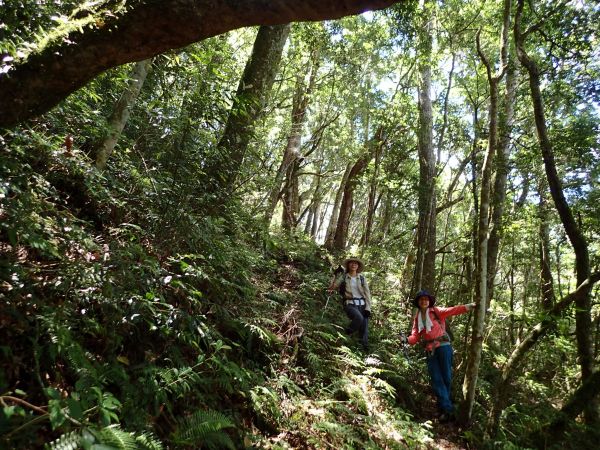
430 307 451 342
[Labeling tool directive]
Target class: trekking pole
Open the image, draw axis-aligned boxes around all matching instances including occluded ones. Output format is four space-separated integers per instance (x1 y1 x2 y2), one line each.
399 332 410 360
322 293 331 319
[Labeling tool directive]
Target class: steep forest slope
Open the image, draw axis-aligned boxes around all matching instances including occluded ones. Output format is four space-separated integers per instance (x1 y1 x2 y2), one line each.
1 140 447 449
2 1 599 449
0 135 595 449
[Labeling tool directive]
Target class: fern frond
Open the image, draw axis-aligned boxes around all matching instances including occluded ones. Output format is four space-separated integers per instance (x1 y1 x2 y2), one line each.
91 425 138 449
46 426 164 450
170 409 235 449
46 430 81 450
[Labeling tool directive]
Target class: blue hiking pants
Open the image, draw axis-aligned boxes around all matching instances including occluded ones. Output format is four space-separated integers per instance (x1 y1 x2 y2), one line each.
426 344 454 413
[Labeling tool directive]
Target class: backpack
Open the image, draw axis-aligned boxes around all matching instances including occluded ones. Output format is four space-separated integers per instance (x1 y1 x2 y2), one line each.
338 273 365 299
430 308 454 341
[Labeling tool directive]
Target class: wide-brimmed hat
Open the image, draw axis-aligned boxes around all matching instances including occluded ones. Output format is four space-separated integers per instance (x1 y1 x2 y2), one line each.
344 257 365 273
412 289 436 307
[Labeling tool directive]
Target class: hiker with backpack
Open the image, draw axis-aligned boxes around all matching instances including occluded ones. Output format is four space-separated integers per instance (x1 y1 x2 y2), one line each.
402 290 475 422
327 257 372 352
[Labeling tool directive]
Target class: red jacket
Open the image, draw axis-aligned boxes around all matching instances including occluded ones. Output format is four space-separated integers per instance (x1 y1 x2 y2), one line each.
407 305 469 351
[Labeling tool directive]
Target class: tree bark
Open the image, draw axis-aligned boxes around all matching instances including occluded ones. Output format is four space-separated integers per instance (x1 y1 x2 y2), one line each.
515 0 595 423
462 9 510 420
538 177 555 310
0 0 400 129
94 58 152 169
208 24 290 193
487 0 516 302
324 162 352 250
265 57 318 226
332 127 383 251
413 0 437 292
361 136 383 247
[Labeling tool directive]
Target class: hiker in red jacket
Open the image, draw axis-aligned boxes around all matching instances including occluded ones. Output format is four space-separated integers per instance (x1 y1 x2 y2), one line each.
404 290 475 422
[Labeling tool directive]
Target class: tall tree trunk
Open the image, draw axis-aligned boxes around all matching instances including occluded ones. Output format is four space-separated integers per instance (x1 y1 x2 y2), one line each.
413 0 437 292
437 53 455 162
94 58 152 169
302 170 322 235
209 24 290 194
332 127 383 251
325 162 353 250
265 56 318 226
378 189 393 241
462 16 509 422
487 0 516 302
538 177 556 310
309 167 324 238
361 138 383 247
282 158 301 230
515 0 595 424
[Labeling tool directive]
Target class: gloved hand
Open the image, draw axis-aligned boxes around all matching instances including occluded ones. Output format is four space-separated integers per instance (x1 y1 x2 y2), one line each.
362 310 371 319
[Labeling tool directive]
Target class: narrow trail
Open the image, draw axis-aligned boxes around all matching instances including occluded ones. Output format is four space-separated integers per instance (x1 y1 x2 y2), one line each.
272 261 473 449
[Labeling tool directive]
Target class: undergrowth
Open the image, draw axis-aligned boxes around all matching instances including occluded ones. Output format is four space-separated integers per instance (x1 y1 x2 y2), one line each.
1 130 433 449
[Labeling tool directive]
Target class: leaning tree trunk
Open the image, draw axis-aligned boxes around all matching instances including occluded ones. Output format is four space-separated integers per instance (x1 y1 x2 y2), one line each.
208 24 290 194
332 127 383 251
0 0 399 129
537 370 600 445
461 18 508 423
515 0 595 424
325 162 353 250
413 0 436 292
94 58 152 169
488 273 600 435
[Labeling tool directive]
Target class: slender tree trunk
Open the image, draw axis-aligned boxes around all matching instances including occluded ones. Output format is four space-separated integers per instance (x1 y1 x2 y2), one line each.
282 158 301 230
413 0 437 292
462 18 509 423
266 55 319 226
487 0 516 302
515 0 595 423
95 58 152 169
538 177 555 310
437 53 455 162
209 24 290 194
379 189 393 241
509 241 516 344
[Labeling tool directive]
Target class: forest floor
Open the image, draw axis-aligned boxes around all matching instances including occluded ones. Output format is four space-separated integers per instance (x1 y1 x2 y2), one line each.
273 260 472 450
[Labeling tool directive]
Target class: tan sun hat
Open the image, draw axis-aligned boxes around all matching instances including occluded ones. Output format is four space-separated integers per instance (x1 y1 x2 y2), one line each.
344 257 365 273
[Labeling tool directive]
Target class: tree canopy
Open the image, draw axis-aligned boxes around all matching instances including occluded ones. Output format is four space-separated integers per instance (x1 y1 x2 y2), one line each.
1 0 599 448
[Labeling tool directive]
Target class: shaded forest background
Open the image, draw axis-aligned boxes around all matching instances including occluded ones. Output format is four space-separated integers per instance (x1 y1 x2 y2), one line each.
1 0 599 448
